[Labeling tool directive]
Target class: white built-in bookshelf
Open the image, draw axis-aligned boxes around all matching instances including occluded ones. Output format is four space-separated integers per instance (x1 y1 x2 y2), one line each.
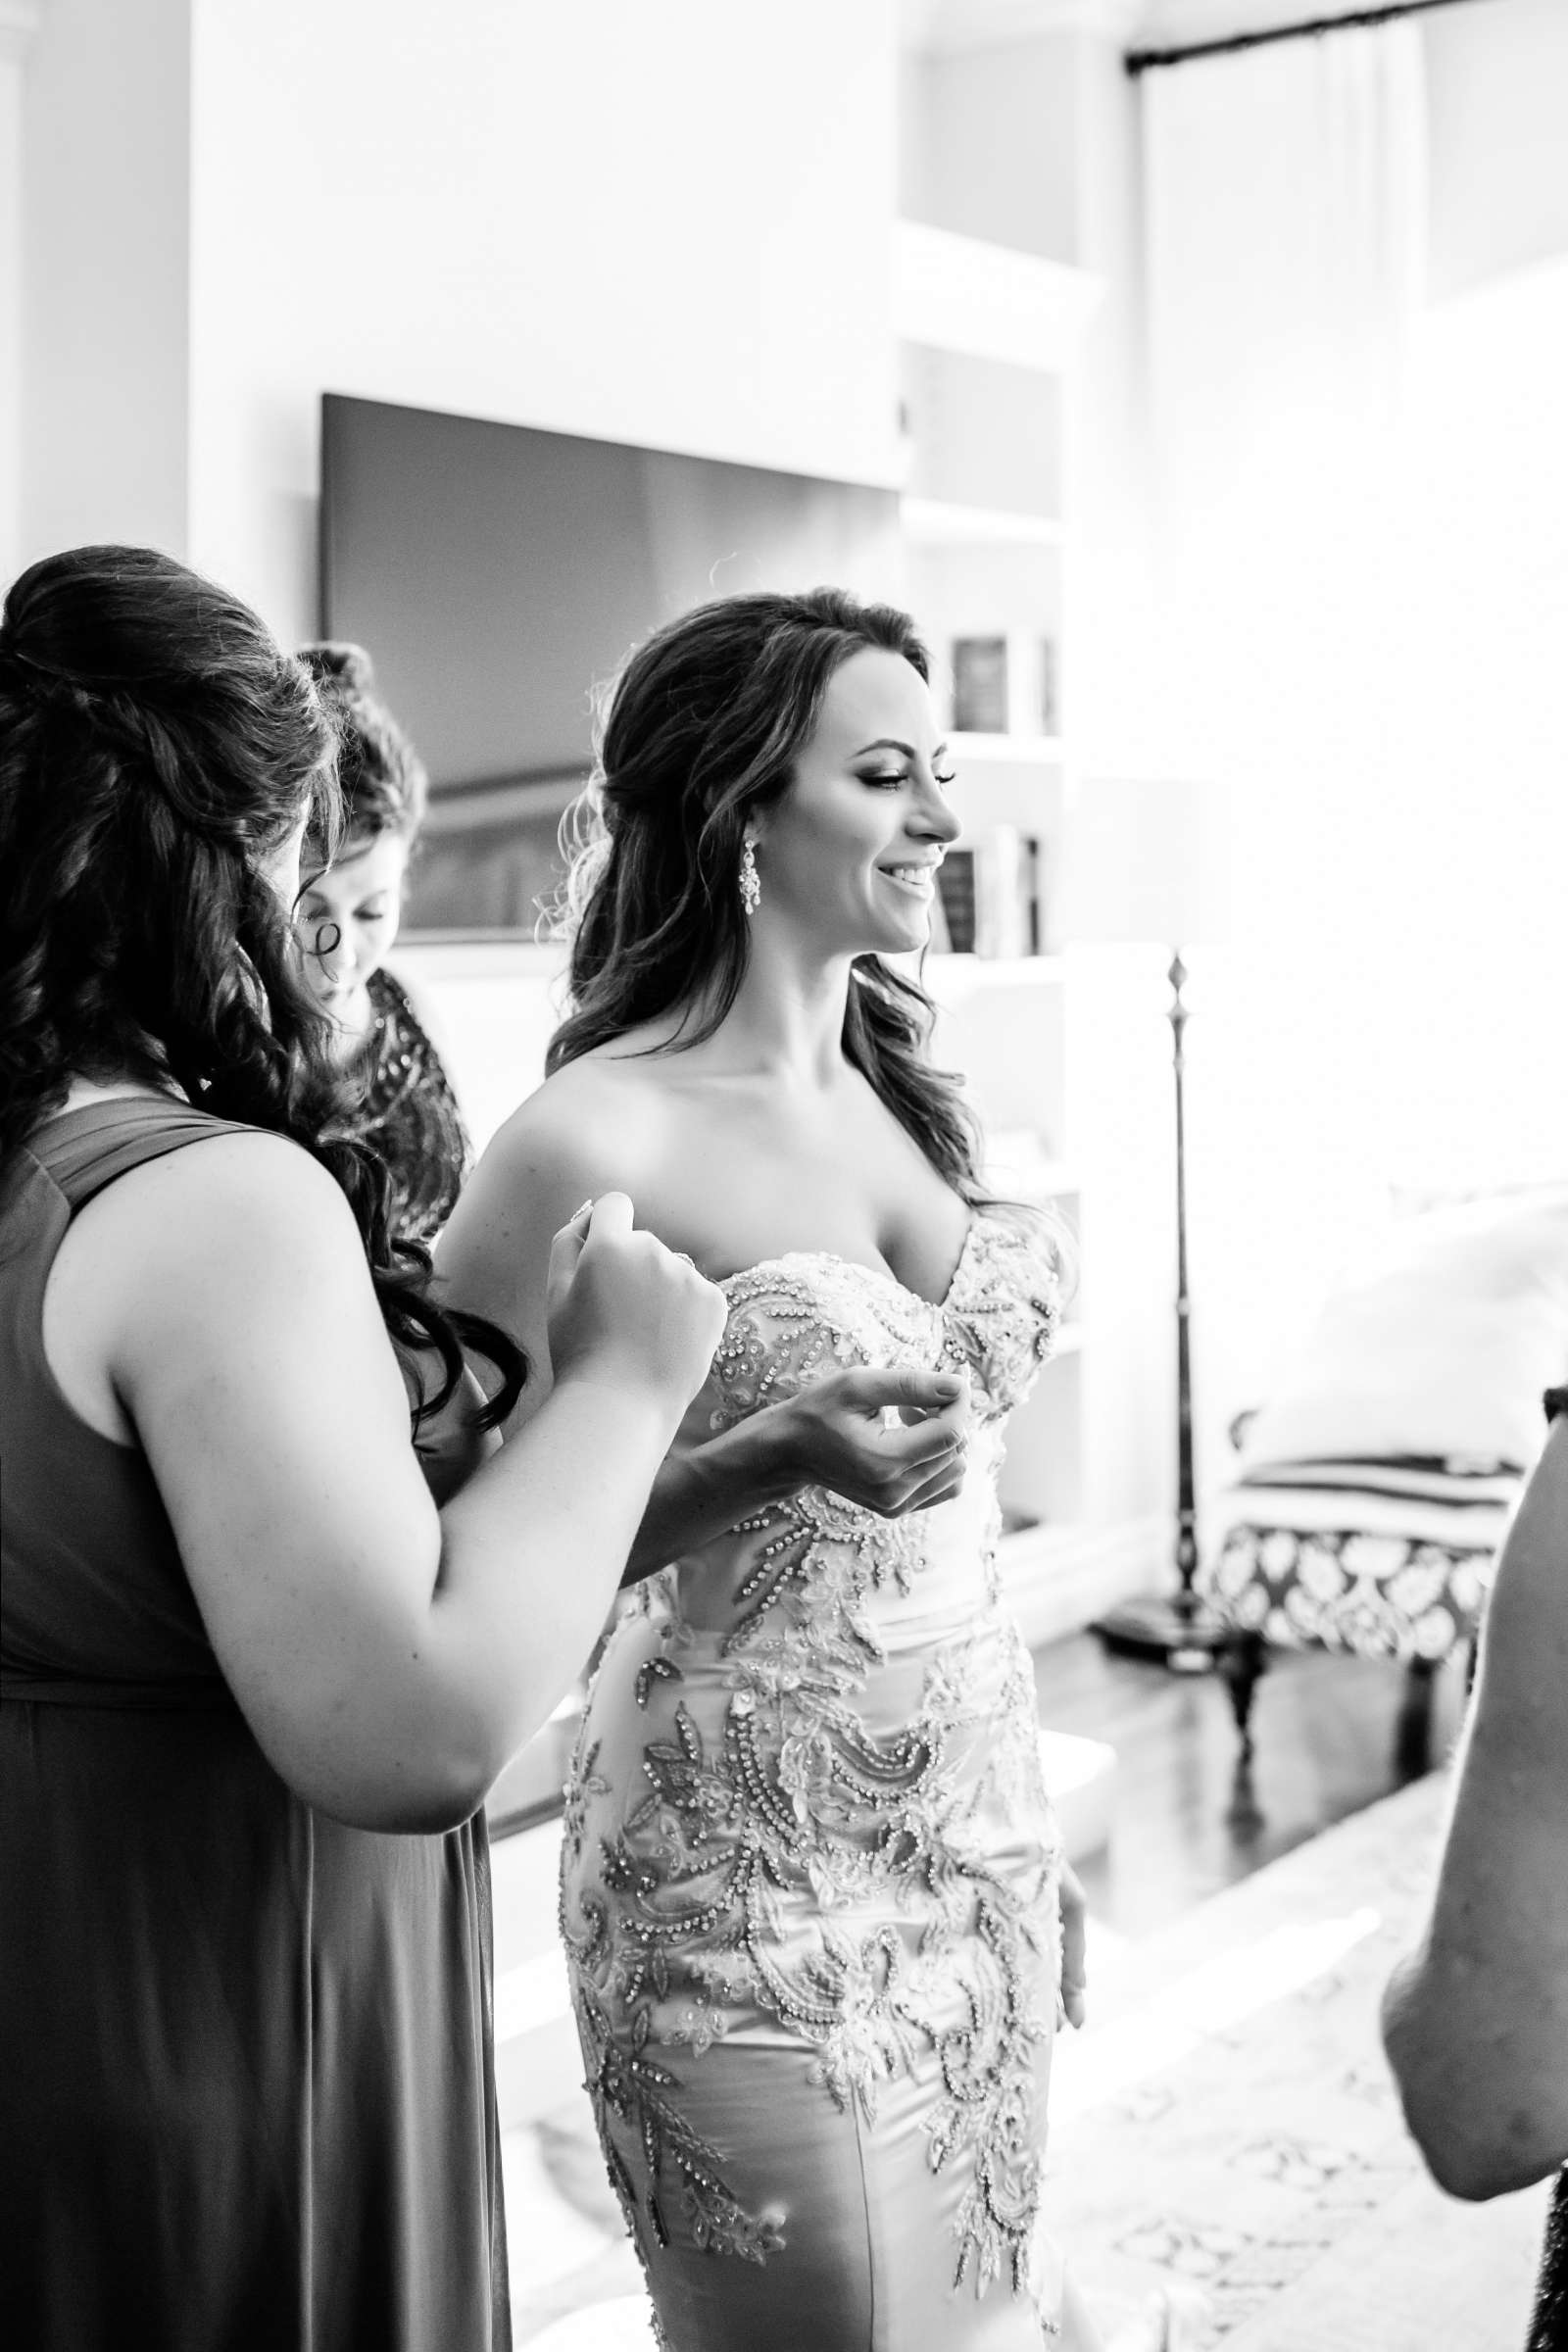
888 203 1167 1645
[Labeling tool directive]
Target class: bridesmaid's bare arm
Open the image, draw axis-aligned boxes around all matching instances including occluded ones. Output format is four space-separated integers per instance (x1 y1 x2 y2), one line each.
51 1133 721 1834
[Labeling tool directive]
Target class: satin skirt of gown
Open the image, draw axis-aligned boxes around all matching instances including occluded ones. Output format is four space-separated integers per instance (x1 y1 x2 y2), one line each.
560 1210 1073 2350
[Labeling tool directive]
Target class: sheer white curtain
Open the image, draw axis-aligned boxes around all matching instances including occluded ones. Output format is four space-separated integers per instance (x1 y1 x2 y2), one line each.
1137 24 1568 1465
1142 20 1427 833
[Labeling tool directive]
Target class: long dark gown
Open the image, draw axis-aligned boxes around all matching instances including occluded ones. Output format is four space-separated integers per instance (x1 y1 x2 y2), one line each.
0 1099 508 2351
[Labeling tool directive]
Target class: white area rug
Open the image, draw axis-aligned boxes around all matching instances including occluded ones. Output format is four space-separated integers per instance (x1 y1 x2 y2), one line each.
508 1773 1550 2349
1047 1771 1547 2349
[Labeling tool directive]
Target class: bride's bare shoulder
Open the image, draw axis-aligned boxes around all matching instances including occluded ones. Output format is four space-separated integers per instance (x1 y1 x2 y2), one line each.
476 1043 685 1201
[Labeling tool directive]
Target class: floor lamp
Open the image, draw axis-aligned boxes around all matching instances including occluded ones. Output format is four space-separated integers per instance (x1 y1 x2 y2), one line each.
1059 776 1233 1673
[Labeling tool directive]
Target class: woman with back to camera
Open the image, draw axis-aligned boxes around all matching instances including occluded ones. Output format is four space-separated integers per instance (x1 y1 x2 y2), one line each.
438 586 1102 2350
0 544 727 2351
1382 1383 1568 2352
294 640 471 1247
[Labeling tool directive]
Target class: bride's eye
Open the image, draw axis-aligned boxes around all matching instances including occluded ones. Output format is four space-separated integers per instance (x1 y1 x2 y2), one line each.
858 771 907 791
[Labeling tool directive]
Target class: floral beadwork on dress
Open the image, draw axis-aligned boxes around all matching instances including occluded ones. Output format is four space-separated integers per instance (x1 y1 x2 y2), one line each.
560 1207 1069 2312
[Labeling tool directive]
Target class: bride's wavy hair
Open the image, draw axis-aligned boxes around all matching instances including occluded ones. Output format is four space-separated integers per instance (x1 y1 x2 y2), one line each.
0 544 522 1426
548 584 991 1202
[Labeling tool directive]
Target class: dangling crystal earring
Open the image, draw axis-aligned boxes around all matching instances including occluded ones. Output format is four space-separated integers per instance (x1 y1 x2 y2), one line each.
739 838 761 916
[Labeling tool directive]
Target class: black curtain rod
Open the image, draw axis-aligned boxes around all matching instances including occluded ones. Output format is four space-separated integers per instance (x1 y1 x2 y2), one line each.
1125 0 1489 75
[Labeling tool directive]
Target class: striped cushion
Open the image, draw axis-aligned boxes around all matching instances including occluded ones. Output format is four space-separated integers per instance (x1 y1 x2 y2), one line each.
1200 1458 1509 1659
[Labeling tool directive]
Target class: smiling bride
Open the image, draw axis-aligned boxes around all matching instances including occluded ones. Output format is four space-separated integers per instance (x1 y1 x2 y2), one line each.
438 587 1098 2350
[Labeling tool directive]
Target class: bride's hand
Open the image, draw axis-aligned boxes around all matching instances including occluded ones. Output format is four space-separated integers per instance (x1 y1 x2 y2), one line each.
769 1366 972 1517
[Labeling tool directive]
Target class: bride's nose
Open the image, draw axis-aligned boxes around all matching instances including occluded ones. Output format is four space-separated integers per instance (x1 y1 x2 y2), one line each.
911 777 961 844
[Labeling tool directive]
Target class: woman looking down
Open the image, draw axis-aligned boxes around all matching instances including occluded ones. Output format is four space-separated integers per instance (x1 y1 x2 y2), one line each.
294 640 471 1248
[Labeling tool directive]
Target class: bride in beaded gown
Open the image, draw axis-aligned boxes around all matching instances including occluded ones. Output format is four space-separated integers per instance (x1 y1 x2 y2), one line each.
438 587 1102 2350
562 1216 1077 2348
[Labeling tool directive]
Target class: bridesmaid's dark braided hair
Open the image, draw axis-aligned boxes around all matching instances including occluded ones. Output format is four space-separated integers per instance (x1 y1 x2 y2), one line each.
0 544 523 1428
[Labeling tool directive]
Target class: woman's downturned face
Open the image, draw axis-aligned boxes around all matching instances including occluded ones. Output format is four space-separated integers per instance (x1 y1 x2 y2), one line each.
295 830 410 1011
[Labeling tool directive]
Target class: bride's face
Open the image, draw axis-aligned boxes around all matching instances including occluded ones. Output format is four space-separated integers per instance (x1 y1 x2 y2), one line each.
752 647 960 959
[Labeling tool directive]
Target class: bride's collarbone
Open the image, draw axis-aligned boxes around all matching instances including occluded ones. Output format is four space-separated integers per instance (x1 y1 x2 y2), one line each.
651 1165 971 1304
575 1058 972 1298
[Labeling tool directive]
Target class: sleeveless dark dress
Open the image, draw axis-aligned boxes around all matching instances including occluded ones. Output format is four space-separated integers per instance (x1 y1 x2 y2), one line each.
1527 1386 1568 2352
0 1099 509 2351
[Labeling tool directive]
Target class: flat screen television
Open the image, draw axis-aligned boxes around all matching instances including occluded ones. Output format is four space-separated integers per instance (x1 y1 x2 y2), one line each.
318 394 906 936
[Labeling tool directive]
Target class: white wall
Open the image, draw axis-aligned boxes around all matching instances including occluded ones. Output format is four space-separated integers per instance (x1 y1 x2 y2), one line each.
15 0 1560 644
1425 0 1568 301
18 0 190 569
0 6 32 583
900 32 1079 258
183 0 901 644
11 0 901 634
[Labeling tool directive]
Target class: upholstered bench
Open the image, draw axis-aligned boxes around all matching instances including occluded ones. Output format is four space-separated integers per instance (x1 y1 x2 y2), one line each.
1197 1187 1568 1763
1205 1447 1512 1764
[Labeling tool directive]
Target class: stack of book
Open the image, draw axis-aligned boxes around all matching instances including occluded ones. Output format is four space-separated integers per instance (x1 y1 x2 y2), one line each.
935 828 1045 957
950 634 1057 738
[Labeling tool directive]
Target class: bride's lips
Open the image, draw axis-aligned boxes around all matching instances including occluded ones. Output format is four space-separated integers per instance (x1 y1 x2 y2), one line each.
877 859 943 898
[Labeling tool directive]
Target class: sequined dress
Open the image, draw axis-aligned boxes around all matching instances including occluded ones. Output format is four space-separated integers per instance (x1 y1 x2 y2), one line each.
561 1209 1071 2350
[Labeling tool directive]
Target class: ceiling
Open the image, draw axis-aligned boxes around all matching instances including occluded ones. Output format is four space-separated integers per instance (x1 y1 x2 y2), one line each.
896 0 1460 53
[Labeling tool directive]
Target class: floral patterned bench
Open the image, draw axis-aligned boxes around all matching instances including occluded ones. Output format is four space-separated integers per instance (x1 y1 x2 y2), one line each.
1195 1185 1568 1767
1200 1445 1514 1765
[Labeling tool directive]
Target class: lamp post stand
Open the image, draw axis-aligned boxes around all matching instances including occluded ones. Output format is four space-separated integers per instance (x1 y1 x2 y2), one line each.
1093 949 1232 1674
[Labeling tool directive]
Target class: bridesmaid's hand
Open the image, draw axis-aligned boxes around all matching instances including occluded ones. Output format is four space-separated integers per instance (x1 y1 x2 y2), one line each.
546 1192 727 1413
770 1366 972 1517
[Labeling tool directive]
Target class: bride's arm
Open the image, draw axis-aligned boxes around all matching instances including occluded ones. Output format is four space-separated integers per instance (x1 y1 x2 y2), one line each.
436 1086 972 1573
615 1360 972 1580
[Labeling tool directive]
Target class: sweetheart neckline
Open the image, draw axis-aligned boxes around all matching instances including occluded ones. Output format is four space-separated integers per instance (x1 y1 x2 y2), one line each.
715 1212 983 1318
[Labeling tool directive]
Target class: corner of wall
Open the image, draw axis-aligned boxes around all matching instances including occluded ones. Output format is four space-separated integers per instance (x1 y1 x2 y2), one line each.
17 0 193 571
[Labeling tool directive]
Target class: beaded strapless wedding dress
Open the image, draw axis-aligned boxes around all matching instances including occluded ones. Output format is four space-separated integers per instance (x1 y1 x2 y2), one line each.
561 1208 1072 2349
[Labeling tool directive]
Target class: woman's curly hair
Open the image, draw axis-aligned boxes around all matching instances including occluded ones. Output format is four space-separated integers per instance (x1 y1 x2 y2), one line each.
0 544 521 1427
296 640 428 856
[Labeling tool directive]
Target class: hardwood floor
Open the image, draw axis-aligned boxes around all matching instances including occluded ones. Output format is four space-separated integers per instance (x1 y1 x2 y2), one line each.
1032 1631 1471 1939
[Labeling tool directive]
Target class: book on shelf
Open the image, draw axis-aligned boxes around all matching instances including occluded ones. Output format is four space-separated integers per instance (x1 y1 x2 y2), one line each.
979 826 1046 958
934 848 977 954
950 636 1008 735
1036 635 1057 738
936 832 1048 958
975 826 1028 959
926 871 953 954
